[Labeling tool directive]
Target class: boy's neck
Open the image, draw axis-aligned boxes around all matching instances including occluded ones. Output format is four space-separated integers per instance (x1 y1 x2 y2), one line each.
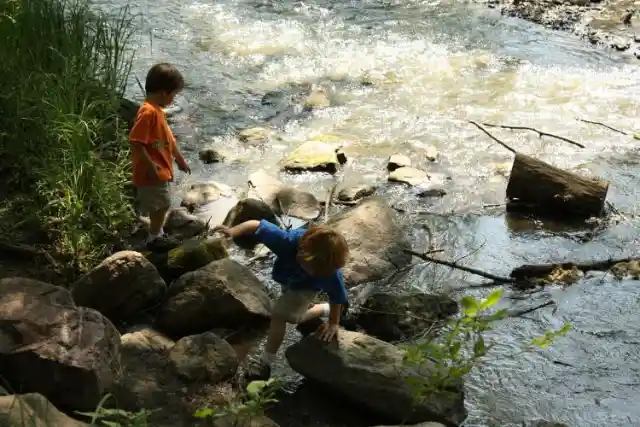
146 93 166 108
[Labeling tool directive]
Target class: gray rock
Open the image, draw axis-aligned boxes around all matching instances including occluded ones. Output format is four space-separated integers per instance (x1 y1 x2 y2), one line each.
222 199 279 249
336 184 377 203
0 393 89 427
181 181 233 212
248 170 321 220
169 332 239 382
199 148 226 164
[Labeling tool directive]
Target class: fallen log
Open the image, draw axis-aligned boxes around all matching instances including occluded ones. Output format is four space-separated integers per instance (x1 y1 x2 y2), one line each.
506 153 609 219
510 257 635 280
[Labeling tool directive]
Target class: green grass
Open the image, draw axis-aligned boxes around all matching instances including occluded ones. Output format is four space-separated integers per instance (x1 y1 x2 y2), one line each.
0 0 136 274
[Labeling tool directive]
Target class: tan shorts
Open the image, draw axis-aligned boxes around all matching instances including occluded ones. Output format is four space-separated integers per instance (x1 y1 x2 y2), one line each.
136 181 171 215
272 290 317 324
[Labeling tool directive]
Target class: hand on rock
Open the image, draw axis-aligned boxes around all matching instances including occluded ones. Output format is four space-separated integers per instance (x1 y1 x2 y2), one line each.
315 322 339 342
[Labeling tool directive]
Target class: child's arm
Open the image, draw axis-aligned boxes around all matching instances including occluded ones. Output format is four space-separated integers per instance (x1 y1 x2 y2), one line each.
213 220 294 257
317 273 348 341
214 220 260 238
173 145 191 174
131 142 160 180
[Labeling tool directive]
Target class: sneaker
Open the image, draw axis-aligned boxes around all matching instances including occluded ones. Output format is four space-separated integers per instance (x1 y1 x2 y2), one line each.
146 234 181 252
245 357 271 382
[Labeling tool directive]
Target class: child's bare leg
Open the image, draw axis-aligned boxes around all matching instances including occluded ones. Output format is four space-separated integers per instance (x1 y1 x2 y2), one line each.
298 303 330 323
148 208 168 238
264 316 287 356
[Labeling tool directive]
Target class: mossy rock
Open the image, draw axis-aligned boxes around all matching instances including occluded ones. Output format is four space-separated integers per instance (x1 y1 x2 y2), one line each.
144 237 228 283
283 141 339 173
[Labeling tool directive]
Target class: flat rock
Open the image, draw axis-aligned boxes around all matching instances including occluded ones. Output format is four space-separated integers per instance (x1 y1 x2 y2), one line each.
388 166 428 186
0 393 89 427
327 196 412 287
248 170 320 220
336 184 377 203
71 251 167 323
181 181 233 212
387 154 411 171
283 141 339 173
0 278 120 411
286 330 466 426
157 258 272 337
169 332 239 383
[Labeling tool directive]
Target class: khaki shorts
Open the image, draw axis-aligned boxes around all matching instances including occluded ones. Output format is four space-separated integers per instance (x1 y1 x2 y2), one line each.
136 181 171 215
272 290 317 324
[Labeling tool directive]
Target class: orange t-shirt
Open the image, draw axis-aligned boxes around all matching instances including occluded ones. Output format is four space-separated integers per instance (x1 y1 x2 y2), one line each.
129 101 176 186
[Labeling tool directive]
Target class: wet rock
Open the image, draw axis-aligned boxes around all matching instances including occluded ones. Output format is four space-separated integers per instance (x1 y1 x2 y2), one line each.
71 251 166 323
525 421 570 427
283 141 339 173
121 325 175 353
164 207 209 239
611 37 631 51
327 196 412 287
336 184 377 203
424 146 439 162
145 237 228 283
222 199 279 249
418 188 447 198
360 70 398 86
0 393 89 427
157 258 271 337
389 166 428 186
303 86 331 111
169 332 239 382
387 154 411 171
0 278 120 411
354 293 459 342
239 126 276 144
286 330 466 425
199 147 226 164
181 181 233 212
634 33 640 43
336 147 348 165
248 170 321 220
373 424 445 427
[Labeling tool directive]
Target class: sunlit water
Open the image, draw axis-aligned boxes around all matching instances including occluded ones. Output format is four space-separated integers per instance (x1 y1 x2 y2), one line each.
95 0 640 425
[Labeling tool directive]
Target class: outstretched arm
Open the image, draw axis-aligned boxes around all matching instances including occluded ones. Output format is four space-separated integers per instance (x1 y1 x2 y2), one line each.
213 220 260 238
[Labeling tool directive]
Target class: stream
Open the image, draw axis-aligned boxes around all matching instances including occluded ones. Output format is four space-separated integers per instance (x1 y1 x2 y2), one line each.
95 0 640 425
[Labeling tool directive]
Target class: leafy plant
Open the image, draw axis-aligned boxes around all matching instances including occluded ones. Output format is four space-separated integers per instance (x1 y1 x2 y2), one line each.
403 289 571 398
194 379 281 426
76 394 156 427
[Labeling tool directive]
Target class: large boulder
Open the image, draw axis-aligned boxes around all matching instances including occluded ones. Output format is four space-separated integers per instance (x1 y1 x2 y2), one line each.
0 393 89 427
222 199 279 250
283 141 339 173
0 278 120 411
354 293 459 342
327 196 412 287
164 207 209 239
145 237 228 283
248 170 320 220
169 332 239 383
157 258 272 337
71 251 167 323
286 330 466 426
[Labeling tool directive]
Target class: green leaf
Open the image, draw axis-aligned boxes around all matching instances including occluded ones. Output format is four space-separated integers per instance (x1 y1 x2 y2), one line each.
473 335 486 357
246 380 268 396
193 408 215 418
461 296 479 317
449 341 462 360
481 289 503 310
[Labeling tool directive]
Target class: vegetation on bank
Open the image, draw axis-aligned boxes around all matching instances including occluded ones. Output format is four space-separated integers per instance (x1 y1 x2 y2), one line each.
0 0 135 275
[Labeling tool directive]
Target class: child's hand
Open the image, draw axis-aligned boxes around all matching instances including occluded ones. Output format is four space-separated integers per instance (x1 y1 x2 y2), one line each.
315 322 339 342
179 162 191 174
211 225 233 239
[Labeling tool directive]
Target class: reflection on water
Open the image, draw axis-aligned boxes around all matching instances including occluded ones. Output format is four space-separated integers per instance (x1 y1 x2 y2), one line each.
95 0 640 425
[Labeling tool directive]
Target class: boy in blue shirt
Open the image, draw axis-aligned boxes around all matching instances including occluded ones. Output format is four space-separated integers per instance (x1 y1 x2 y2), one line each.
213 219 349 380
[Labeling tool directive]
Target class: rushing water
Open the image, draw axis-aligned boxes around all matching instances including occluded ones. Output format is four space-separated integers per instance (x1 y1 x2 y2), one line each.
96 0 640 425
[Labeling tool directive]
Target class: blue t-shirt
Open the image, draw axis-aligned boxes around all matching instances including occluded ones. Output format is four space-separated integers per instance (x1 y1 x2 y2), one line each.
253 220 348 305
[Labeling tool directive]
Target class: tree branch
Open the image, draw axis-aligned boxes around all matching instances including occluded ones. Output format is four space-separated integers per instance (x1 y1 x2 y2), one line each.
577 118 628 136
482 122 585 149
404 249 516 283
469 121 517 153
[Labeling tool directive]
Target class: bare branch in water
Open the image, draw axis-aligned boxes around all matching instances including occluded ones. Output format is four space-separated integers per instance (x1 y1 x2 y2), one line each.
505 301 555 318
577 118 628 136
469 121 517 153
482 122 585 149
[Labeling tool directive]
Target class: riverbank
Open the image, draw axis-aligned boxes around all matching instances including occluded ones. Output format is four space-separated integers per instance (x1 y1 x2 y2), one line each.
482 0 640 58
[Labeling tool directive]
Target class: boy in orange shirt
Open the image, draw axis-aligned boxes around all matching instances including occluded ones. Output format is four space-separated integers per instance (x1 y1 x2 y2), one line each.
129 63 191 250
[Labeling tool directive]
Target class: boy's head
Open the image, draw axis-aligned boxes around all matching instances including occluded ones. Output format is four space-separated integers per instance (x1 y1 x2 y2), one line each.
145 63 184 107
297 225 349 277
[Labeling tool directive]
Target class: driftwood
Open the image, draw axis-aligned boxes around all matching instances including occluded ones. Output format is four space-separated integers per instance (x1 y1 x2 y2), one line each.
506 153 609 219
510 257 635 280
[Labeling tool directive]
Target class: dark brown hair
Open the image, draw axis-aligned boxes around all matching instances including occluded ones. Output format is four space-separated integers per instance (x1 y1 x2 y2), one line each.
145 63 185 95
297 225 349 276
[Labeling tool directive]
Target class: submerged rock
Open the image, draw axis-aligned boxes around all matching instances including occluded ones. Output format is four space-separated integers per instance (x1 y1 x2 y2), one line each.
286 330 466 426
336 183 377 203
181 181 233 212
157 258 271 337
283 141 339 173
199 147 226 164
327 196 412 287
303 86 331 111
71 250 167 323
355 293 459 342
248 170 321 220
0 278 120 412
